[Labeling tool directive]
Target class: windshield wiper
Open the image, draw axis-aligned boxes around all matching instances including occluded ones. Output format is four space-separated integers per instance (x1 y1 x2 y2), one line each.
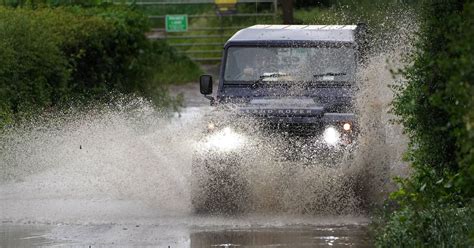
252 72 288 87
313 72 346 77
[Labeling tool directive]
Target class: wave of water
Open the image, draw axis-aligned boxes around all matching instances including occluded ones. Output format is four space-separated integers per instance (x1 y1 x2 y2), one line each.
0 26 414 223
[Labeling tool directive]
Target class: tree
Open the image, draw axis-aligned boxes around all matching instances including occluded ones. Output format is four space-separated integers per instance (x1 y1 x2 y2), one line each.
281 0 293 24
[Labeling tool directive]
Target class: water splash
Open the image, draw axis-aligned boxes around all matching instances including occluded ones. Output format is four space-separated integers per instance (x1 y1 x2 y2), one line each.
1 19 415 221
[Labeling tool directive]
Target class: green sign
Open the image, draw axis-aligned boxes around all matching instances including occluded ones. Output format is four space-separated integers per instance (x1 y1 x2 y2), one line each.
165 15 188 32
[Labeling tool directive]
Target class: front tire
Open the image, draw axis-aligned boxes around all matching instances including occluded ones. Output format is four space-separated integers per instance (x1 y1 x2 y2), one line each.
191 155 248 214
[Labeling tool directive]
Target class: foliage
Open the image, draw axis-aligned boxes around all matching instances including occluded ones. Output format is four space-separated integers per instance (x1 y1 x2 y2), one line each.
376 203 473 247
375 0 474 246
2 0 103 8
0 6 201 126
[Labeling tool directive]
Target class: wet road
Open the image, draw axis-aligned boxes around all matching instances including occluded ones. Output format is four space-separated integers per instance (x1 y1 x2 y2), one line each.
0 81 374 247
1 220 371 247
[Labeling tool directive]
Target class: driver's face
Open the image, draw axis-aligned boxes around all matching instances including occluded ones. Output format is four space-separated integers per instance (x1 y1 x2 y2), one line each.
243 67 254 77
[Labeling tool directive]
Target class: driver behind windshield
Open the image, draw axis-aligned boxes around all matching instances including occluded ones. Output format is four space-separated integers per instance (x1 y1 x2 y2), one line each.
224 46 356 83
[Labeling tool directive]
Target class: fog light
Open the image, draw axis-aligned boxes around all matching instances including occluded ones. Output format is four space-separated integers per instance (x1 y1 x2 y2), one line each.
343 123 351 131
323 126 340 145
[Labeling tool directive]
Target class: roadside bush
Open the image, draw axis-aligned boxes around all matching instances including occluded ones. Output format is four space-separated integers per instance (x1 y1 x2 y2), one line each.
0 7 71 113
376 203 473 247
0 6 201 126
375 0 474 246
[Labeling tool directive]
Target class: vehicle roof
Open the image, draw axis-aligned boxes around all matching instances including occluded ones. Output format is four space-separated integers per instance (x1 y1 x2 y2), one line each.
227 25 358 44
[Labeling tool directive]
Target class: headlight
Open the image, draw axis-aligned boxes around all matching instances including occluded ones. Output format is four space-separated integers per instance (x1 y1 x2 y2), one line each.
203 127 246 152
207 122 216 131
343 123 351 131
323 126 340 145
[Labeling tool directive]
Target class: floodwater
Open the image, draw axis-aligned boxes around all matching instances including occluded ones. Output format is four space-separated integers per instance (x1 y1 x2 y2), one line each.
0 101 374 247
1 222 372 247
0 48 410 247
190 225 371 248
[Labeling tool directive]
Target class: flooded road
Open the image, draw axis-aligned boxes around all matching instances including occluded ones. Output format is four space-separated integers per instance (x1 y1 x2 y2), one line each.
1 219 371 247
0 52 408 247
190 225 371 248
0 89 374 247
0 103 372 248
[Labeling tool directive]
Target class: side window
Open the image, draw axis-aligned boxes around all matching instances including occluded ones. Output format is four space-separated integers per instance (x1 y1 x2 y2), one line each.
224 49 239 80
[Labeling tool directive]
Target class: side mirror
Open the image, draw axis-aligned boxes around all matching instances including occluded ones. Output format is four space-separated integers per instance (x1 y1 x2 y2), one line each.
199 75 213 95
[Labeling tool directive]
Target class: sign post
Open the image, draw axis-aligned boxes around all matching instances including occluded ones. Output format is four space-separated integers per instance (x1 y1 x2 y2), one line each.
165 15 188 32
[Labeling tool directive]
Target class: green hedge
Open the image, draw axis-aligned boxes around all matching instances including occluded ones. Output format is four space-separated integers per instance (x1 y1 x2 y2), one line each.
376 203 473 247
375 0 474 246
0 6 201 126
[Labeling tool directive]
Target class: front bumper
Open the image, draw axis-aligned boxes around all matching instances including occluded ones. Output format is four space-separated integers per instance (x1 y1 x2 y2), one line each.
253 112 357 141
254 112 354 124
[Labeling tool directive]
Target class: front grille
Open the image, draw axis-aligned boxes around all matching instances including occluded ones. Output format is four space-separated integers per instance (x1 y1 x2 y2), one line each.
259 122 324 137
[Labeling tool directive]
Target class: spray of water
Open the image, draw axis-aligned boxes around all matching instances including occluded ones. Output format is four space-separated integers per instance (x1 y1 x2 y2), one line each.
0 99 206 216
0 18 416 222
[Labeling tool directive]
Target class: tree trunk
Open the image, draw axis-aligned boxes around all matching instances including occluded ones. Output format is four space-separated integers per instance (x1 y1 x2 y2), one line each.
281 0 294 24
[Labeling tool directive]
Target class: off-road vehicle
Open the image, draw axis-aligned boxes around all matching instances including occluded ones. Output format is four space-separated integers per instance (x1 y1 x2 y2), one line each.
192 24 368 213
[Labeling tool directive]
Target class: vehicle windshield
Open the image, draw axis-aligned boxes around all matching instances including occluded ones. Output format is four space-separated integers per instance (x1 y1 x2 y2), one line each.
223 46 356 83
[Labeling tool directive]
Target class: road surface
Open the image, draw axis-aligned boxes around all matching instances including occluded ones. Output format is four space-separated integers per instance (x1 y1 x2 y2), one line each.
0 81 375 247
